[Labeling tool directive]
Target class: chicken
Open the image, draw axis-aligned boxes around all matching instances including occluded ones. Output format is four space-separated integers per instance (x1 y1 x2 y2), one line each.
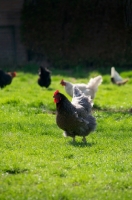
38 66 51 88
71 86 93 114
0 69 16 89
60 75 102 99
111 67 129 85
53 86 96 143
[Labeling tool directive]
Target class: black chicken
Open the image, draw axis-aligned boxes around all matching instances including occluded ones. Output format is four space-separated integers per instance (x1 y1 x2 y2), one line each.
38 66 51 88
0 69 16 89
53 86 96 143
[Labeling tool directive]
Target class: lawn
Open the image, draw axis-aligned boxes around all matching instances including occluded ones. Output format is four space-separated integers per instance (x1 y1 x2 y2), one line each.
0 66 132 200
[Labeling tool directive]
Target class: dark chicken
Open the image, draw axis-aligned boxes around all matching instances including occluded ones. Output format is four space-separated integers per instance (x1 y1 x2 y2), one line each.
38 66 51 88
53 86 96 143
0 69 16 89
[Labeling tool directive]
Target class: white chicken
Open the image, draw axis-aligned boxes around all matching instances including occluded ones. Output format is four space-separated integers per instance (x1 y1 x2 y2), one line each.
60 75 103 99
111 67 129 85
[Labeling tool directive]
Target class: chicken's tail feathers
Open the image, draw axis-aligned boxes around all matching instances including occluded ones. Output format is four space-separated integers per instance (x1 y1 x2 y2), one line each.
111 67 116 77
87 75 103 89
39 66 51 75
73 85 83 97
88 96 94 107
72 85 93 108
111 66 122 82
73 85 93 101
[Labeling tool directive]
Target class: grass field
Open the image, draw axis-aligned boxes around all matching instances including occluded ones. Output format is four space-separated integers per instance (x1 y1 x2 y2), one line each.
0 66 132 200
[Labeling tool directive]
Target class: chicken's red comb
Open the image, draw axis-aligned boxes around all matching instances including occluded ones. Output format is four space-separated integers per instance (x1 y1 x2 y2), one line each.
10 72 16 77
60 79 66 86
54 90 59 95
13 72 17 76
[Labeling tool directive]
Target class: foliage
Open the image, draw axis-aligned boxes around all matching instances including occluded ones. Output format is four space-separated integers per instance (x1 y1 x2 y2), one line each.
0 67 132 199
21 0 132 68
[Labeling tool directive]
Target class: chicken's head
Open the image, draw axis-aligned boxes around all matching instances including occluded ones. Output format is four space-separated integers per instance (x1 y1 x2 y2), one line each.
53 90 61 103
9 72 17 78
60 79 66 86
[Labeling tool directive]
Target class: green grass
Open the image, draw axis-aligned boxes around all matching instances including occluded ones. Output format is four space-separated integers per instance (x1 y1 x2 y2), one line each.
0 68 132 200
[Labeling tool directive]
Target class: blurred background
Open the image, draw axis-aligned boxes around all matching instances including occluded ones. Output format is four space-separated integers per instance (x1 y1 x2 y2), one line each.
0 0 132 70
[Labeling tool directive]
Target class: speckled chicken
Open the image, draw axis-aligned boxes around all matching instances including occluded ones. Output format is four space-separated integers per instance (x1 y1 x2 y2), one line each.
0 69 16 89
60 75 102 100
38 66 51 88
111 67 128 85
53 86 96 143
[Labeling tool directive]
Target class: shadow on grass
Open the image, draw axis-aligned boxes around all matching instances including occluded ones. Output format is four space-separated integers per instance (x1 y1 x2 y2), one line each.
68 140 95 147
93 104 131 114
47 87 55 91
3 168 29 175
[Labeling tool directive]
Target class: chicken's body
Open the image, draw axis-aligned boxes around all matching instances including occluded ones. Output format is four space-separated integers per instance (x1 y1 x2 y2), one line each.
60 75 102 99
38 66 51 88
111 67 128 85
0 69 16 88
53 87 96 142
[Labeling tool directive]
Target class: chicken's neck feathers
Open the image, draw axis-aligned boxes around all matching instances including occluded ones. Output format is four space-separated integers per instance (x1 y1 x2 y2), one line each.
56 97 75 114
64 81 73 96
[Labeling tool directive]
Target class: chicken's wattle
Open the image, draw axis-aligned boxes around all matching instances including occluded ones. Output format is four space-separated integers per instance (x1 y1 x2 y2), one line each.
54 98 60 103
